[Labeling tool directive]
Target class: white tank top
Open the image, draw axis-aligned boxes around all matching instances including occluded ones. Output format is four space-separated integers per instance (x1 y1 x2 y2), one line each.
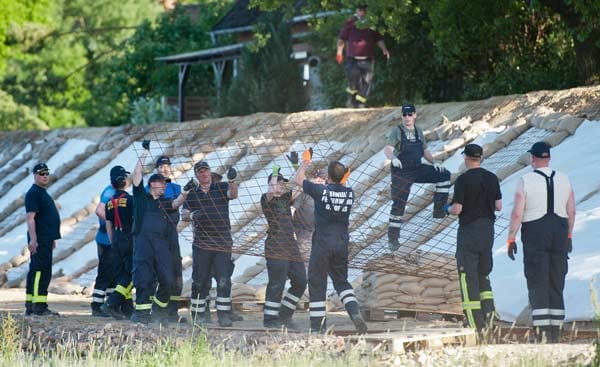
521 167 571 222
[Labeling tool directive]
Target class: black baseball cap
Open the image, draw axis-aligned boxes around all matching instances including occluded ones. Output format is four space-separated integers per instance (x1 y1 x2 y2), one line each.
357 4 368 9
33 163 49 174
267 173 288 184
148 173 166 183
194 161 210 171
528 141 551 158
402 104 416 114
155 155 171 168
110 165 130 184
461 144 483 158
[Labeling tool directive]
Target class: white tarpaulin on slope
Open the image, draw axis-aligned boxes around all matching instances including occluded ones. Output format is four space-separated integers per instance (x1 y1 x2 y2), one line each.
491 120 600 322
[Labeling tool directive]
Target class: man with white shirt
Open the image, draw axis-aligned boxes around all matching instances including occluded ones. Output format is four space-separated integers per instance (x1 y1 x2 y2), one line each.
507 141 576 343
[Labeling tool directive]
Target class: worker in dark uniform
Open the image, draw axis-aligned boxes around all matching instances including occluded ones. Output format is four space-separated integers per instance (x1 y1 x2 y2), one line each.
261 164 307 328
24 163 61 316
293 165 327 262
90 178 116 317
146 152 184 322
445 144 502 334
384 104 452 251
130 143 187 324
101 165 134 320
336 4 390 108
184 161 238 327
507 142 575 343
295 149 368 334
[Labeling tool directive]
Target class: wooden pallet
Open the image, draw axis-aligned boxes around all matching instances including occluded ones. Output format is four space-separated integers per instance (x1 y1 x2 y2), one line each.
362 307 463 322
348 328 477 353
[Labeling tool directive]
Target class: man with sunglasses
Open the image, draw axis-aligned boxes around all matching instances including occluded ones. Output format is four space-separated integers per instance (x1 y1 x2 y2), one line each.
336 4 390 108
384 104 452 251
24 163 61 316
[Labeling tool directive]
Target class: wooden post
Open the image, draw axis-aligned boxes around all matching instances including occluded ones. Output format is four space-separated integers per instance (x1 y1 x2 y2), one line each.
178 63 190 122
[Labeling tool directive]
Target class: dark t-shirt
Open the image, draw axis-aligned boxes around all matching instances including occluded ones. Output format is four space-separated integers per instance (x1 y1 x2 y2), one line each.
146 180 181 224
183 182 232 245
303 180 353 238
105 189 134 233
453 168 502 225
25 184 61 243
261 191 295 242
132 180 172 235
339 17 383 58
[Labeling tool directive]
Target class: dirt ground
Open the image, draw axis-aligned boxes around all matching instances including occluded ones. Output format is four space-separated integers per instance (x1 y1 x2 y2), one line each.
1 288 597 366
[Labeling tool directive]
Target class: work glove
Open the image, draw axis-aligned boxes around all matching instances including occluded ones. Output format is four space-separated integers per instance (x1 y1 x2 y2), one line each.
443 203 452 215
567 234 572 253
142 140 151 151
271 164 280 177
341 167 351 185
227 167 238 181
302 147 313 163
507 239 517 261
335 54 344 64
183 179 196 192
433 163 446 172
391 158 402 168
287 151 299 169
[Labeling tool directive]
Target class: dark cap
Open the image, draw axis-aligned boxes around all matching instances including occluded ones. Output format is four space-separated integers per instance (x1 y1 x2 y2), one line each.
155 155 171 168
110 165 130 184
33 163 49 174
528 141 551 158
402 104 416 114
267 173 289 184
461 144 483 158
148 173 166 183
357 3 368 9
194 161 210 171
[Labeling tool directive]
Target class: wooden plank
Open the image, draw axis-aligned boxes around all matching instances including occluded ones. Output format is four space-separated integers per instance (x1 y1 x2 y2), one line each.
362 307 463 322
348 328 477 354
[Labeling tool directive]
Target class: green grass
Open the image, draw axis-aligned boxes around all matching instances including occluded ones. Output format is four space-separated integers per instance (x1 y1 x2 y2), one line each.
1 313 597 367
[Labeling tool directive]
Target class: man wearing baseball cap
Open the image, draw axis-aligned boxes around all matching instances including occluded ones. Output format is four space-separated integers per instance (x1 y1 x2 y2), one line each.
183 160 239 327
445 144 502 334
90 165 130 317
507 141 575 343
383 104 452 253
260 164 306 329
146 152 184 322
24 163 61 316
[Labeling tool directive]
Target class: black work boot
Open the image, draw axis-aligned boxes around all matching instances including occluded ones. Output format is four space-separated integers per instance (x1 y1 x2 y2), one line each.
101 303 125 320
433 200 447 219
218 312 233 327
263 318 282 329
121 300 134 318
92 305 111 318
388 226 401 251
351 314 368 334
191 311 211 326
130 311 150 325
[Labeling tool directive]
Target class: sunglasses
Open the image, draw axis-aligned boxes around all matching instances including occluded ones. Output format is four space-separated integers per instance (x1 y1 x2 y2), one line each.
36 171 49 176
402 112 414 117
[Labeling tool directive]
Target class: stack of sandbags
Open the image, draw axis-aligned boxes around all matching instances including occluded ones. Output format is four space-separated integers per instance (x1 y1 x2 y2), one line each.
356 270 461 315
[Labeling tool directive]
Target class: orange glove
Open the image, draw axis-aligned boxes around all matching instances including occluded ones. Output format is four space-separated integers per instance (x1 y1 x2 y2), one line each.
335 54 344 64
302 148 313 163
341 167 351 185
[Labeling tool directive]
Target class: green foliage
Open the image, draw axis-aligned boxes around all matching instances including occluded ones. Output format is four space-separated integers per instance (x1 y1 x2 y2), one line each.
0 89 48 130
220 14 307 116
130 96 178 125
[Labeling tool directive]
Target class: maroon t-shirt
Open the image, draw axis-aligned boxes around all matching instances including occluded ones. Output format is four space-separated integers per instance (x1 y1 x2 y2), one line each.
338 17 383 58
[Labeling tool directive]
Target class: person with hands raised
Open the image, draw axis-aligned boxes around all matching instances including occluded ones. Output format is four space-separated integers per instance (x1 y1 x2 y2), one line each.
295 149 367 334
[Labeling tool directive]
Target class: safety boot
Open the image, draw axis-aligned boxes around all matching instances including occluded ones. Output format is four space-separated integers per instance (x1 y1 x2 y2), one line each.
263 318 282 329
91 305 111 318
191 311 212 326
101 303 125 320
433 200 447 219
121 300 134 318
388 226 401 251
130 311 150 325
218 312 233 327
351 314 368 334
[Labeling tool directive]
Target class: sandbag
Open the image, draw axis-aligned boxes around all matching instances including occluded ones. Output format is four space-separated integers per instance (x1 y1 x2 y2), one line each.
419 278 450 288
398 281 422 295
421 287 447 298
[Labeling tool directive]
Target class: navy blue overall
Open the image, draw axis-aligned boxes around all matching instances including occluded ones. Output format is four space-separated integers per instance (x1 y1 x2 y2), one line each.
522 170 568 336
390 126 451 229
261 191 307 324
105 191 134 311
304 180 361 331
132 182 174 318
